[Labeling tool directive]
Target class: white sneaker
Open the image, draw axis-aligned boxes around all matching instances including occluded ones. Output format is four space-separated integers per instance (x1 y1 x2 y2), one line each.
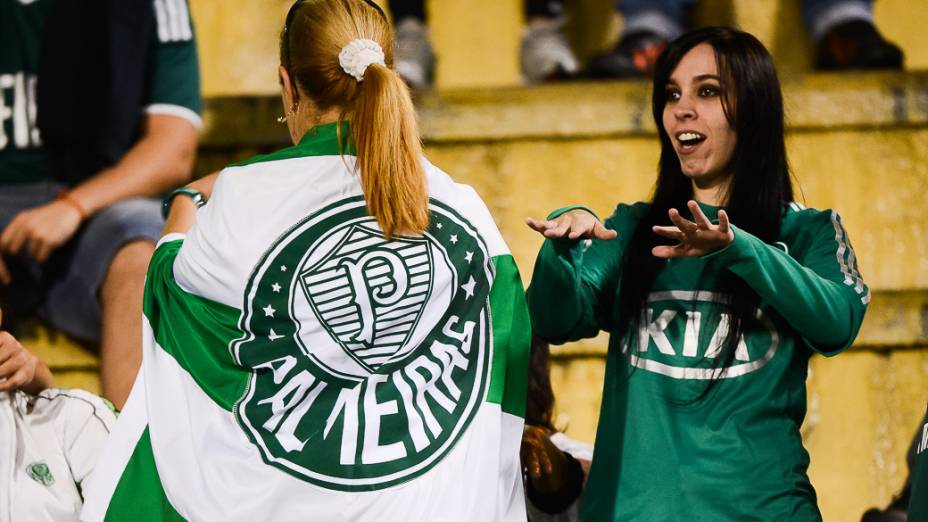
521 16 578 84
394 17 435 89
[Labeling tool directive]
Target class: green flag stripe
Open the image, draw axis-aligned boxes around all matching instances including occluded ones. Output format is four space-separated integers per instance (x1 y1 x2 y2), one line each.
486 255 531 418
144 240 247 411
104 428 185 522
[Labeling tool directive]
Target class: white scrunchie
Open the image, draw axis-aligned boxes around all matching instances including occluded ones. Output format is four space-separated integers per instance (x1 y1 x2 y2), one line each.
339 39 386 82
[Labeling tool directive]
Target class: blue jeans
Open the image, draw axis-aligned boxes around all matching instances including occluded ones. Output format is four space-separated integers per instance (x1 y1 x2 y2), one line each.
617 0 874 41
0 182 163 342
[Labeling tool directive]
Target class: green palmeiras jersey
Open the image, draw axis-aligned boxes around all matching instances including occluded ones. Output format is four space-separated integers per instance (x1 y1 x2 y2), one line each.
527 201 869 522
909 405 928 520
80 122 532 521
0 0 201 185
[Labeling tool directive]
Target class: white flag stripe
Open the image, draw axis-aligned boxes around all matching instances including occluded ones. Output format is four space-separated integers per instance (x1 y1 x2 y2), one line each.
305 270 345 287
378 305 423 321
317 295 353 313
375 294 427 312
164 0 181 41
376 334 409 344
331 323 360 335
377 314 419 329
176 0 193 41
327 312 360 327
312 284 352 302
153 0 170 42
325 306 358 323
410 274 430 285
306 274 348 294
377 321 417 336
336 235 386 257
353 345 407 357
405 254 430 266
410 263 430 275
396 244 427 256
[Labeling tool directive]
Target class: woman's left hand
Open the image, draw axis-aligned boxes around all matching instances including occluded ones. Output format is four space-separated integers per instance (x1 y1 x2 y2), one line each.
651 200 734 258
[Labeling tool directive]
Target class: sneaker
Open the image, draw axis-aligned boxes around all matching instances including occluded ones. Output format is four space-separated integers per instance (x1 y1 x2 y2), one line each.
394 17 434 89
586 31 669 79
815 20 904 70
521 16 578 83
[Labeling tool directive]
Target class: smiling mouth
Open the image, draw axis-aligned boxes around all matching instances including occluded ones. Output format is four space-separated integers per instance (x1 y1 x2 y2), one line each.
676 131 706 150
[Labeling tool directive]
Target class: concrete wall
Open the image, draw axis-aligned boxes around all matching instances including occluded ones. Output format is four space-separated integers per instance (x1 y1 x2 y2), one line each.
190 0 928 94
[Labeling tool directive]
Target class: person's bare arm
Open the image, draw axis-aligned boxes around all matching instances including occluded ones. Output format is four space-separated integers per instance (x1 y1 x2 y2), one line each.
162 172 219 236
0 114 197 263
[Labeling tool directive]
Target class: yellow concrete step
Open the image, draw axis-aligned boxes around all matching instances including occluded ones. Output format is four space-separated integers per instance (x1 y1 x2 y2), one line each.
190 0 928 94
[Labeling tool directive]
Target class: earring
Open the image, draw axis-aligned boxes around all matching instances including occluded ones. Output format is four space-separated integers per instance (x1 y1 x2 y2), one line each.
277 115 287 123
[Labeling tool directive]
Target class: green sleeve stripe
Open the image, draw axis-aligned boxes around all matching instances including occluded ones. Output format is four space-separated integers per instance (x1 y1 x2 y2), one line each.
144 240 248 412
485 255 531 418
104 428 186 522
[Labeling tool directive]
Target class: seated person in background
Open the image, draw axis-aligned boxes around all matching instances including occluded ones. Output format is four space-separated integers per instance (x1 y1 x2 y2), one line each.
521 335 593 522
0 309 118 522
0 0 201 409
388 0 579 86
589 0 905 77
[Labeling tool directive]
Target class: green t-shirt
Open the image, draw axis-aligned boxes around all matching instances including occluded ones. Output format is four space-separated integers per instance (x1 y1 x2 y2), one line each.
909 405 928 520
527 202 869 522
0 0 201 186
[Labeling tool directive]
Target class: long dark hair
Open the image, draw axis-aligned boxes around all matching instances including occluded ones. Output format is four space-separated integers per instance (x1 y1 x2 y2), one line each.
617 27 793 393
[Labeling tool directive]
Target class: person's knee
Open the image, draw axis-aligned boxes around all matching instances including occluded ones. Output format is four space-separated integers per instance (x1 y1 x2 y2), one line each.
102 240 155 295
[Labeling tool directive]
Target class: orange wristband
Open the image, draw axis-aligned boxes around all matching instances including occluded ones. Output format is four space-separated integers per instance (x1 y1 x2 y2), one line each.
56 190 88 221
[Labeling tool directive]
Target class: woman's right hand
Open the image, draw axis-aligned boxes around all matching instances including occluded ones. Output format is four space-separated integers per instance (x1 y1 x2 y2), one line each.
526 210 617 240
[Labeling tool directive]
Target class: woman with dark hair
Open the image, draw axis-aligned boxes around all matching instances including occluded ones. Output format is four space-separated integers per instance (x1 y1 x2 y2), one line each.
526 27 868 520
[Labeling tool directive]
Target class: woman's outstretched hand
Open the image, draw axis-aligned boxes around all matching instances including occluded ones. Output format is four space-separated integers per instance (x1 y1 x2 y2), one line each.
651 200 734 258
526 210 617 241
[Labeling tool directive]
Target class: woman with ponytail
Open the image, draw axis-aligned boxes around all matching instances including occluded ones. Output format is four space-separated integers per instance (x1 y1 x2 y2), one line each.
526 27 868 521
81 1 531 520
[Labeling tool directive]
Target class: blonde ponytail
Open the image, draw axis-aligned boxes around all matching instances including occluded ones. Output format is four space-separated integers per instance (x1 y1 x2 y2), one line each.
350 65 429 238
281 0 429 239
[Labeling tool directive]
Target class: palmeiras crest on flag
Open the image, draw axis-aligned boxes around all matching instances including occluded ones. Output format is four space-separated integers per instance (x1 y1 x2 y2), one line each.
298 224 433 379
232 196 494 491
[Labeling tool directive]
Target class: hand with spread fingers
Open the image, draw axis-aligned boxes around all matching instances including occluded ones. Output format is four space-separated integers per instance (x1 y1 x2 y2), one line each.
521 425 569 494
0 330 55 395
526 209 618 241
651 200 734 258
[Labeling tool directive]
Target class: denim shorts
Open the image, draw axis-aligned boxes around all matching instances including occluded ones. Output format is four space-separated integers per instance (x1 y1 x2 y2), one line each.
0 182 163 342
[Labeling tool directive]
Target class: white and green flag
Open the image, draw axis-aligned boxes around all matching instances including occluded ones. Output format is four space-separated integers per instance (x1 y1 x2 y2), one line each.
80 123 531 521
